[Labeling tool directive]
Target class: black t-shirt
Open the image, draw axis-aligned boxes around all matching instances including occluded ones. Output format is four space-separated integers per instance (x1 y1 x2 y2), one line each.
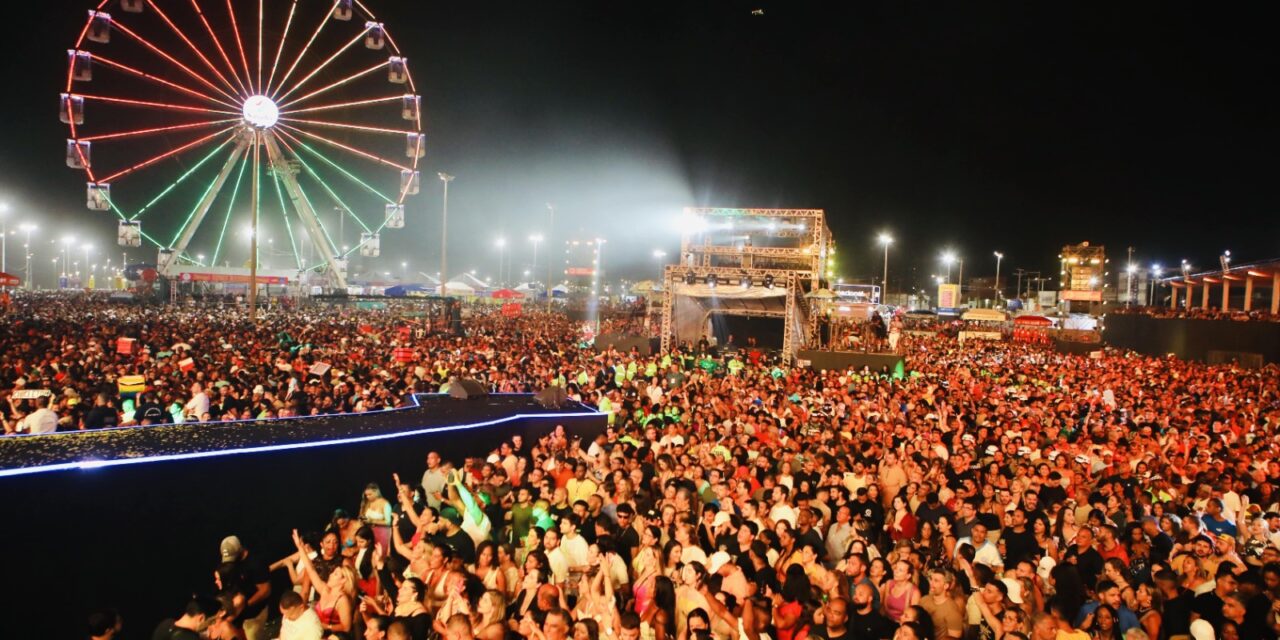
1064 546 1104 587
808 626 855 640
230 555 271 620
848 609 895 640
395 612 431 640
617 526 640 565
136 401 169 424
151 619 200 640
433 528 476 565
1162 588 1194 636
1002 527 1037 566
84 405 119 429
1193 591 1226 629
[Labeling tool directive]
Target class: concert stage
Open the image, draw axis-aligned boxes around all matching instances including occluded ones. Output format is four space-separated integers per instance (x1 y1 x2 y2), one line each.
796 349 905 373
0 394 603 639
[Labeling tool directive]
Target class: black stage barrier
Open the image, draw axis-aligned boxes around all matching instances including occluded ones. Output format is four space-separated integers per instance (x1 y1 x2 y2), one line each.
0 394 604 640
1103 314 1280 365
795 350 904 372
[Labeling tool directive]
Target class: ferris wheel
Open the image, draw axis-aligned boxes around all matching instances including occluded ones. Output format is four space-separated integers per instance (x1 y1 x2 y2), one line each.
61 0 424 288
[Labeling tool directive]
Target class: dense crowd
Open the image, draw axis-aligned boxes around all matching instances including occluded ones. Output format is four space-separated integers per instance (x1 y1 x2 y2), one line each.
1110 306 1280 323
10 292 1280 640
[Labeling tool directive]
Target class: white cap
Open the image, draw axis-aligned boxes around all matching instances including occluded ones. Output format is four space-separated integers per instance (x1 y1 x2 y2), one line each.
1190 619 1215 640
707 551 732 574
1001 578 1024 604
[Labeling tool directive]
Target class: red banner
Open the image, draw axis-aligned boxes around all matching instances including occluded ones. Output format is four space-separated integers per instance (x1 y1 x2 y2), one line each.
501 303 522 318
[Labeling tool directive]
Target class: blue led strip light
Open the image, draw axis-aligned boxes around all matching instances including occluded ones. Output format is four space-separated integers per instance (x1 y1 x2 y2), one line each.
0 395 601 479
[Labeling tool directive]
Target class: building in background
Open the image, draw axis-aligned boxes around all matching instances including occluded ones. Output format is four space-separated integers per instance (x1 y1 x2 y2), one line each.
1059 242 1108 313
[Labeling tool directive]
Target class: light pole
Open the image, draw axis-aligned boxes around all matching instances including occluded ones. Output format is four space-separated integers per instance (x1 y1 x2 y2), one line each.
0 202 9 275
993 251 1004 302
51 258 58 289
495 237 507 286
529 234 543 289
940 251 956 283
61 236 76 280
401 260 408 281
1126 263 1137 306
652 249 667 281
1149 264 1162 305
438 172 454 296
82 244 93 288
877 233 893 300
545 203 555 313
20 223 35 289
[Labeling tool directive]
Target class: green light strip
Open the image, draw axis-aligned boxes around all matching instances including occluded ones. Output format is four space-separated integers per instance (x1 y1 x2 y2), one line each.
131 137 235 221
289 137 395 204
211 153 250 267
272 165 303 270
293 155 374 235
168 150 238 248
293 179 340 257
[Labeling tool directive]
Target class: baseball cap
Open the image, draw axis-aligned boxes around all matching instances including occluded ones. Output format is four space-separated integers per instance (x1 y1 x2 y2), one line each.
1001 578 1024 604
712 512 732 529
220 535 243 562
707 551 732 574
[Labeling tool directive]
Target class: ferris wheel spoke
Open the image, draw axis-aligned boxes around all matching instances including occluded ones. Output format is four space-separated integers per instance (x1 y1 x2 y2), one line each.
143 0 243 98
271 0 338 99
80 118 239 143
265 0 299 96
223 0 255 95
110 19 241 104
274 135 373 234
75 94 239 116
278 95 401 116
270 166 304 270
275 60 389 111
89 54 241 110
275 130 394 206
131 136 237 221
210 153 251 267
186 0 251 96
277 124 412 172
98 127 237 184
274 29 370 103
278 117 418 138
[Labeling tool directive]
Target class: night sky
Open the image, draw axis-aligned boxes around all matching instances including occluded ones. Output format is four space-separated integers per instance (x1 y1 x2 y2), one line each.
1 0 1275 289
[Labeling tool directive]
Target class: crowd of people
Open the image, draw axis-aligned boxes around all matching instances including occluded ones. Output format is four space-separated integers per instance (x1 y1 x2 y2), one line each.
1110 306 1280 323
6 292 1280 640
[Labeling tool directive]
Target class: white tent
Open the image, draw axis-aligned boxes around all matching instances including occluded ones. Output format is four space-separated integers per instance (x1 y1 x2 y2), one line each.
439 281 476 295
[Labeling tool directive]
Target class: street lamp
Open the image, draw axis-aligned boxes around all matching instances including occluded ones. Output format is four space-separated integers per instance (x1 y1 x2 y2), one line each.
494 237 507 285
993 252 1004 301
652 249 667 281
437 172 454 296
940 251 956 283
1149 263 1162 305
545 203 555 312
1126 263 1138 306
60 235 76 278
0 202 9 275
19 223 35 289
81 244 93 288
529 234 544 287
877 233 893 300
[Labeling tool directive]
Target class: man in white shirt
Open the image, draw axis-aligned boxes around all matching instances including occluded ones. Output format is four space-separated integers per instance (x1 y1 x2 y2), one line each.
559 514 590 571
957 523 1003 571
184 382 209 420
26 396 59 435
278 591 322 640
543 527 570 585
420 451 447 509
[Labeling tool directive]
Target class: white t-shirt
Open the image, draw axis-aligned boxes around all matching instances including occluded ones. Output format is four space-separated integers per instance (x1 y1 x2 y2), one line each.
280 608 323 640
26 408 59 435
546 547 569 584
561 533 590 569
185 391 209 418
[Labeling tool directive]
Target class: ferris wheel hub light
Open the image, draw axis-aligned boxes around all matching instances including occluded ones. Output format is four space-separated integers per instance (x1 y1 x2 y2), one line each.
242 95 279 129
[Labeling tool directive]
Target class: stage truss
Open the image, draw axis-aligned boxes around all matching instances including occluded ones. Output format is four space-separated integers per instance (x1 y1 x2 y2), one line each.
659 208 833 362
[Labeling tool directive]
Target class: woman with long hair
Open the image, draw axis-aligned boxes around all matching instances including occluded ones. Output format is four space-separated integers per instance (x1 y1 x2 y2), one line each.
291 529 356 639
773 564 812 640
497 543 521 602
509 550 550 620
641 576 676 640
1133 580 1162 640
359 483 394 555
1032 514 1060 563
352 526 379 599
471 541 507 594
888 495 919 543
1087 604 1121 640
881 559 921 623
868 557 891 589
